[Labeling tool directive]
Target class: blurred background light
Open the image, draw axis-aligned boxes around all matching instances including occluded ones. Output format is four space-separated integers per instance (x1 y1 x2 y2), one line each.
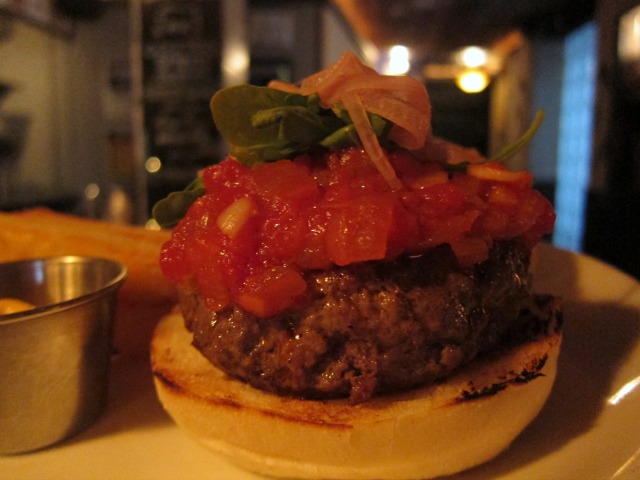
618 4 640 62
384 45 410 75
145 156 162 174
457 46 489 68
455 69 490 93
84 183 100 201
223 46 250 83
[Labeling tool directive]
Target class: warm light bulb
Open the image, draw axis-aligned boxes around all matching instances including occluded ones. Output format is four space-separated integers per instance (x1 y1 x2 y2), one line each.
458 46 488 68
84 183 100 201
145 156 162 173
455 69 490 93
618 5 640 61
384 45 410 75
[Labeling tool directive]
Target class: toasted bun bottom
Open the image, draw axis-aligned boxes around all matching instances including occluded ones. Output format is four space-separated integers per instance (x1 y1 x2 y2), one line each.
151 300 562 480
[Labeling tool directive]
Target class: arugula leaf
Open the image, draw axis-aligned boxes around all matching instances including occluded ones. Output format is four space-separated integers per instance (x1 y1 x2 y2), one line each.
252 105 345 146
320 113 388 148
490 110 544 163
441 110 545 173
151 177 205 228
209 84 389 166
210 85 299 150
231 141 299 165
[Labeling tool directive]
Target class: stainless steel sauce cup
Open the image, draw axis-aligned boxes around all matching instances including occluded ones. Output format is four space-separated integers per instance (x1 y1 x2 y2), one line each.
0 256 127 454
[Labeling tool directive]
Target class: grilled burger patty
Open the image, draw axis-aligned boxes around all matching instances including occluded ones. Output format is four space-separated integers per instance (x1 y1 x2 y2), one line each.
180 240 536 404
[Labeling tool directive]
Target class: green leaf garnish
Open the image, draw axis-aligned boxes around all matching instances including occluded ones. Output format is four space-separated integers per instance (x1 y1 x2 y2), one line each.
490 110 544 163
151 177 205 228
319 113 388 148
440 110 545 173
209 84 389 166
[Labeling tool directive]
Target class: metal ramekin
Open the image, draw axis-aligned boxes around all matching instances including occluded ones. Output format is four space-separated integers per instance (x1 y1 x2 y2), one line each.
0 256 127 454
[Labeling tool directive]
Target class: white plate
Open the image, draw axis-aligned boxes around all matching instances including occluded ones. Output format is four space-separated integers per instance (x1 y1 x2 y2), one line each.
1 244 639 480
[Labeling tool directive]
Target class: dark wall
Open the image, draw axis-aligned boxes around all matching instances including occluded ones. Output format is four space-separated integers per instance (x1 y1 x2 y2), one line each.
583 0 640 279
426 80 490 155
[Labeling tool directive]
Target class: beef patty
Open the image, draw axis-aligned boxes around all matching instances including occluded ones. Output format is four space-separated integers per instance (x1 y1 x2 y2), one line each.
180 241 536 403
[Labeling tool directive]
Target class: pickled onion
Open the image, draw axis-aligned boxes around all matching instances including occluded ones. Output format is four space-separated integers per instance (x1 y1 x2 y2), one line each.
341 93 403 190
269 52 431 190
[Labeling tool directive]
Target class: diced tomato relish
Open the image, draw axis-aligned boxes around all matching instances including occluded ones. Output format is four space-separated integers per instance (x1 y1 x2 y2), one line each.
160 147 555 317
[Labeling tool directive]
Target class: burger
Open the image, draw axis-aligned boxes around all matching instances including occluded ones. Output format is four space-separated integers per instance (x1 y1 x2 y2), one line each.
150 52 561 479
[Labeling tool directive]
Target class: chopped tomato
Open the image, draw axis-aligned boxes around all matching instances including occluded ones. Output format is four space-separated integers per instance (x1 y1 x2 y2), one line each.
326 194 394 266
236 266 307 317
159 238 187 284
202 157 250 198
297 208 332 270
420 182 470 216
450 237 490 266
466 162 533 186
259 205 307 264
486 184 520 212
196 265 230 312
387 199 421 258
252 159 319 203
160 149 556 318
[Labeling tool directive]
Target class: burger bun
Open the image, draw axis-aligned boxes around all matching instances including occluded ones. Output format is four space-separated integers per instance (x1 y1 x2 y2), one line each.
151 297 562 480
